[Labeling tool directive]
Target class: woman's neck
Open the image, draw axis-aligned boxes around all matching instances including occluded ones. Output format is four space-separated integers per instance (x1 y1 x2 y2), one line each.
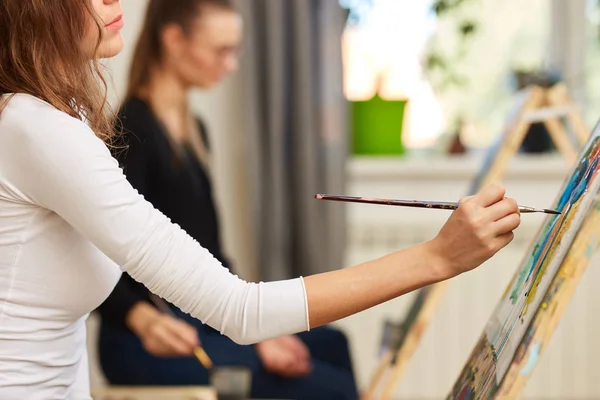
142 67 190 142
140 66 211 169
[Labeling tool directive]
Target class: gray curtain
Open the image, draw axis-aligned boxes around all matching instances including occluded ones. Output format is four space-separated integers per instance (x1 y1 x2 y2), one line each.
236 0 349 280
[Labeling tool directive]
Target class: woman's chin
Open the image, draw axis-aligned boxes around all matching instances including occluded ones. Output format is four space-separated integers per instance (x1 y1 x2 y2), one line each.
97 35 124 59
196 77 225 90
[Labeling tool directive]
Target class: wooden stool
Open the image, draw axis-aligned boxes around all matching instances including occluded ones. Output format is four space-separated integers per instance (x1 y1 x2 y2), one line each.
91 386 217 400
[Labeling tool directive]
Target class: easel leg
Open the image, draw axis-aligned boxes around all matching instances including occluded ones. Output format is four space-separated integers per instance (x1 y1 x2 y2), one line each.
547 83 590 145
480 87 545 186
380 354 410 400
362 351 393 400
543 118 579 164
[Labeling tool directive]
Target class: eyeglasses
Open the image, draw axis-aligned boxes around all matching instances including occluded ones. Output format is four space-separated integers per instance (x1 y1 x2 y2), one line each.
212 45 244 60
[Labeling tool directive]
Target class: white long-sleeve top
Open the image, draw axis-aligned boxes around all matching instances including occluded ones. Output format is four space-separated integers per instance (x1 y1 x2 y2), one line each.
0 94 310 399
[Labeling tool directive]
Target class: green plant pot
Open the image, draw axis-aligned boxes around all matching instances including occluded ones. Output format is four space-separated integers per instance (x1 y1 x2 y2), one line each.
351 95 406 155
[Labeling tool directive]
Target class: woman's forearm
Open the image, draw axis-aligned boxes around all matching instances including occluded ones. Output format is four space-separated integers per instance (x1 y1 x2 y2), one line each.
304 240 450 328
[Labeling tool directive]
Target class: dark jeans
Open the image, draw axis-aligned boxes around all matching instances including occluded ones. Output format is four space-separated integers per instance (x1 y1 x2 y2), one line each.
98 309 358 400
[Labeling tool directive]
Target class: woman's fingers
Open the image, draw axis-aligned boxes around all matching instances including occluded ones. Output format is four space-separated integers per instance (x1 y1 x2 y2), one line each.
492 231 515 252
485 197 520 222
492 212 521 236
471 183 506 207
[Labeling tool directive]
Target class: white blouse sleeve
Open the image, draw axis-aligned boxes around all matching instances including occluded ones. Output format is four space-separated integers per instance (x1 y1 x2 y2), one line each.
0 101 310 344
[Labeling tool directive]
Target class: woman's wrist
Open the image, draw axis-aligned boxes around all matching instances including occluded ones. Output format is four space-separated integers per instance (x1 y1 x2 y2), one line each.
420 239 455 282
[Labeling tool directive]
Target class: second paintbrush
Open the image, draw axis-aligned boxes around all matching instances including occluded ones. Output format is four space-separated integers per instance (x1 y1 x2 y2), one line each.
315 194 561 215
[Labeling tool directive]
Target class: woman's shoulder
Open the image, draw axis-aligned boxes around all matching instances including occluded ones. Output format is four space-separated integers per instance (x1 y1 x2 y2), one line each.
0 93 97 146
0 94 114 184
2 93 84 126
117 97 155 130
119 97 151 118
115 97 159 143
194 116 211 150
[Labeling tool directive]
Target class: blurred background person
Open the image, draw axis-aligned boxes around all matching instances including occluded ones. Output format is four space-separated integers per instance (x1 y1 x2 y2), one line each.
95 1 358 399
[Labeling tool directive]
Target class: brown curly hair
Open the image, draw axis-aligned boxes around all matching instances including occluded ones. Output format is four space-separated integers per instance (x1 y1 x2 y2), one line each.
0 0 116 144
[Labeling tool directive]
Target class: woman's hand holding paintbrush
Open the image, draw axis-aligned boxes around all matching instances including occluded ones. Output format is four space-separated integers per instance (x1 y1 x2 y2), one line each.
126 295 212 368
430 191 521 276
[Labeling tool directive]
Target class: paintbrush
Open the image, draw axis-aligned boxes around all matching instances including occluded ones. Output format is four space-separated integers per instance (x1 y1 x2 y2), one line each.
315 194 561 215
148 293 214 369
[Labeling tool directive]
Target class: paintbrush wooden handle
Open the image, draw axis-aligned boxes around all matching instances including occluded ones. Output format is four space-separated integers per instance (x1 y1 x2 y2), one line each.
194 347 213 369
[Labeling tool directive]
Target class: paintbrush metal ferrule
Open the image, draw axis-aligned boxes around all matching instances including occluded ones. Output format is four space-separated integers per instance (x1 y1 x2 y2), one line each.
518 206 561 215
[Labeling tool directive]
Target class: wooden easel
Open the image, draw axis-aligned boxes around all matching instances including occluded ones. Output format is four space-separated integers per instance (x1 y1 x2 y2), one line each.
471 83 588 188
362 83 590 400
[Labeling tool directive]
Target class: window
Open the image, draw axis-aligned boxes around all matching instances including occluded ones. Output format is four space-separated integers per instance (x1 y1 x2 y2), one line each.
341 0 551 151
341 0 444 150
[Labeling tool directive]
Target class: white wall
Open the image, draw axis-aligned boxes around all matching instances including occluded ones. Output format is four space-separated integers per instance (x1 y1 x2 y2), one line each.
103 1 257 280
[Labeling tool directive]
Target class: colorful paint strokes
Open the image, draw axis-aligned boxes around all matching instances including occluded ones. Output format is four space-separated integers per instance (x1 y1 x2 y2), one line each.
494 197 600 397
448 126 600 400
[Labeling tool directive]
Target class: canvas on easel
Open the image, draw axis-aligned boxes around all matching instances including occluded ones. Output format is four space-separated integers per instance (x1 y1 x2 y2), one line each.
362 83 589 400
493 193 600 398
447 121 600 400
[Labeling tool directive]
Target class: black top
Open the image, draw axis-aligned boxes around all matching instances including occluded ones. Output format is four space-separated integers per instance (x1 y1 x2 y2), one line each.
96 98 231 329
